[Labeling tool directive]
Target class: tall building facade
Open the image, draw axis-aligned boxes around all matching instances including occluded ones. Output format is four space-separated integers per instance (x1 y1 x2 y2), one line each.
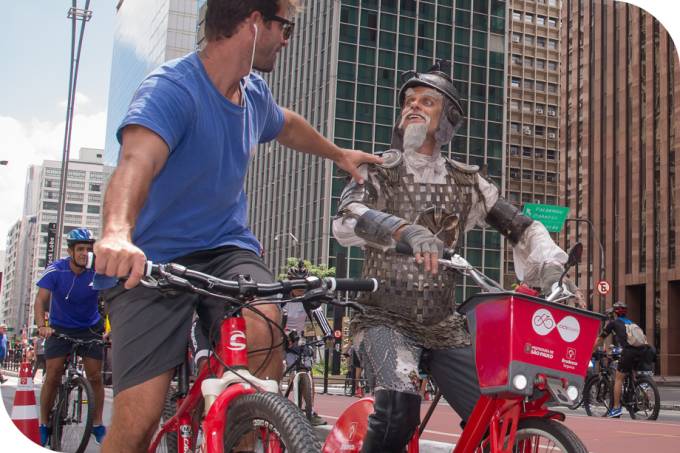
503 0 562 288
243 0 508 299
0 220 27 333
104 0 199 166
561 0 680 375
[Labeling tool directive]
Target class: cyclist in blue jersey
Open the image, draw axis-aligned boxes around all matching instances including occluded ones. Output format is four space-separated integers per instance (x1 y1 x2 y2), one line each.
94 1 381 451
34 228 106 445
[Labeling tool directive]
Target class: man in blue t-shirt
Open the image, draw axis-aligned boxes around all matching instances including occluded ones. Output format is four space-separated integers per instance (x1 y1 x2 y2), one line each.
94 1 381 451
35 228 107 445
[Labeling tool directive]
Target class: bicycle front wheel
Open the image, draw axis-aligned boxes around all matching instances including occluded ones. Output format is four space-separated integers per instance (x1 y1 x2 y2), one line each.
223 392 321 453
583 375 612 417
627 375 660 420
296 372 314 421
51 375 95 453
508 418 588 453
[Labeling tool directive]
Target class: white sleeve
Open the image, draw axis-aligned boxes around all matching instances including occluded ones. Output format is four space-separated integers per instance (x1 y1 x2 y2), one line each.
512 221 569 285
464 174 499 230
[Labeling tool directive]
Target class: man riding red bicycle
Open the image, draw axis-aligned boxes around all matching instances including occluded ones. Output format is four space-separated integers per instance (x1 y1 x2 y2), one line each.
333 61 583 452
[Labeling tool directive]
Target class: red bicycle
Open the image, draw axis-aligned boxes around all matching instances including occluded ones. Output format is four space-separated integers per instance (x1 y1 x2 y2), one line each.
88 254 377 453
323 244 605 453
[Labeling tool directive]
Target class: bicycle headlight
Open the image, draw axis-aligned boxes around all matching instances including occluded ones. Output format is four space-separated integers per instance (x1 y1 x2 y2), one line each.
512 374 528 390
566 385 579 401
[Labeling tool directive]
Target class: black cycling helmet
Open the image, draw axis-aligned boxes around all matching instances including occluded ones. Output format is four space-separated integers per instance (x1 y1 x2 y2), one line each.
398 60 464 129
286 259 309 279
613 301 627 316
66 228 96 247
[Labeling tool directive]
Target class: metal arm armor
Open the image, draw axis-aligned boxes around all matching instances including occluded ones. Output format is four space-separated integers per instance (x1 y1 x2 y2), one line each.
337 178 380 215
485 198 534 245
355 209 408 246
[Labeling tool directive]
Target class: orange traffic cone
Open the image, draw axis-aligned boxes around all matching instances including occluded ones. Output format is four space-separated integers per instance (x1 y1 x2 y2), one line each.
10 361 40 445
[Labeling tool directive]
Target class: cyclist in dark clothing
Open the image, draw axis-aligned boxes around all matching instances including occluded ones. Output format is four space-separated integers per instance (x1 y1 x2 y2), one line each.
597 301 648 417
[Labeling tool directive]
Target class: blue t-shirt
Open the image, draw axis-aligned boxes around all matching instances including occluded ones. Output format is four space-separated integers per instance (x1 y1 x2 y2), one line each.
0 333 7 358
36 258 100 329
117 51 285 262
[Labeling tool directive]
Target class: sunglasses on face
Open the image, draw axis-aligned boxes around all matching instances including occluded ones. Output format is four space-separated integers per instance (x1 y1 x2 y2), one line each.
266 15 295 40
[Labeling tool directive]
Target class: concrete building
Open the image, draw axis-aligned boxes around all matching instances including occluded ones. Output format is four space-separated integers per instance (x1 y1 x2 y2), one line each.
503 0 562 288
227 0 508 296
561 0 680 375
104 0 199 166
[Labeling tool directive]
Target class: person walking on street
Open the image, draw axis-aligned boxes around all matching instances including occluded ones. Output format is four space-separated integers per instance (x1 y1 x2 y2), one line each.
32 335 47 379
0 324 8 383
34 228 107 446
93 1 381 452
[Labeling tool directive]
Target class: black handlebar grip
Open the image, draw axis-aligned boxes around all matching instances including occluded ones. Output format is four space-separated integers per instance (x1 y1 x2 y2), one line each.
326 278 379 292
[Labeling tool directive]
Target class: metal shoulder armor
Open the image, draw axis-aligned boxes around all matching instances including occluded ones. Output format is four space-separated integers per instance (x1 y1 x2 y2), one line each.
445 158 479 174
377 149 403 169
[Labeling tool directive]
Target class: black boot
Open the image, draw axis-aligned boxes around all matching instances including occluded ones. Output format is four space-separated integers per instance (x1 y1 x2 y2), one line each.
360 390 421 453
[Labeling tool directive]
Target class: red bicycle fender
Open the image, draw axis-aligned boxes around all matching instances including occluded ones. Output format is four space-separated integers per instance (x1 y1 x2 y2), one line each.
520 409 566 421
322 397 375 453
203 384 257 453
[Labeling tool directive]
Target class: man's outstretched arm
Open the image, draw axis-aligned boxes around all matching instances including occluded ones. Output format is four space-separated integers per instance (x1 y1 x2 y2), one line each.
95 125 169 289
276 109 382 184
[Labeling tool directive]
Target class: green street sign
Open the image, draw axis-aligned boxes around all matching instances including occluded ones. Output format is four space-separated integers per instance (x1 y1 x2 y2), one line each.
522 203 570 232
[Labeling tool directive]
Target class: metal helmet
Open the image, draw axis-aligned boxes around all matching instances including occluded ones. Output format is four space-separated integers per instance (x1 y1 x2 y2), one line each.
66 228 96 247
398 60 464 130
612 301 627 316
286 259 309 279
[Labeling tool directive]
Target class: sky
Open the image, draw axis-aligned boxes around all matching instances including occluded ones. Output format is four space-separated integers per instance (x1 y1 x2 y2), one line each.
0 1 115 247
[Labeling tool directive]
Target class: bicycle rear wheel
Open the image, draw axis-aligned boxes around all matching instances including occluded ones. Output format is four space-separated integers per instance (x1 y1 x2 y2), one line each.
156 383 178 453
583 375 612 417
223 392 321 453
51 375 95 453
627 375 660 420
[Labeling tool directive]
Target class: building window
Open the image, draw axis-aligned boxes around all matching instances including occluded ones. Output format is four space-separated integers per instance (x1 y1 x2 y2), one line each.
536 15 546 26
546 172 557 182
524 35 534 46
508 192 520 203
87 205 100 214
66 192 84 202
512 11 521 21
535 148 545 158
68 169 86 179
525 13 533 24
88 193 102 204
524 57 534 68
546 196 557 204
510 168 520 179
535 81 546 91
547 105 557 116
524 80 534 90
522 169 533 180
548 0 558 6
512 32 521 43
548 17 558 27
548 61 558 71
510 145 521 156
536 37 546 48
535 103 545 114
64 214 82 224
45 168 61 177
536 59 546 69
512 54 522 65
522 147 533 157
523 125 533 135
534 172 545 181
547 149 557 160
535 125 545 136
511 122 521 133
548 83 558 93
44 179 59 189
510 100 520 110
65 203 83 213
511 77 521 88
548 39 558 50
67 180 85 190
547 128 557 139
89 183 101 192
522 102 532 112
43 201 58 211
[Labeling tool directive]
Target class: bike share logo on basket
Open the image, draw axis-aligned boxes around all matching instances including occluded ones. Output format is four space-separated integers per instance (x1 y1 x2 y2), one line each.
531 309 580 343
228 330 247 351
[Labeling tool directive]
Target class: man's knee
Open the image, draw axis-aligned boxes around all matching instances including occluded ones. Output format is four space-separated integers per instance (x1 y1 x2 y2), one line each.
367 390 421 450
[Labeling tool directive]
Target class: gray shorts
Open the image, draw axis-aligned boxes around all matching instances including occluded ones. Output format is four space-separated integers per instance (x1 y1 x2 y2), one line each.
355 325 480 421
102 247 274 395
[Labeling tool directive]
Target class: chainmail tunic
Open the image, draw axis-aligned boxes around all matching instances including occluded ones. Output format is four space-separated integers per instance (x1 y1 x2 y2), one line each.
351 159 482 349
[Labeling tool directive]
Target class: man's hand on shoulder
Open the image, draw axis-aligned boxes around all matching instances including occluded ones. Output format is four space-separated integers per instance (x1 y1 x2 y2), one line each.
94 234 148 289
335 149 383 184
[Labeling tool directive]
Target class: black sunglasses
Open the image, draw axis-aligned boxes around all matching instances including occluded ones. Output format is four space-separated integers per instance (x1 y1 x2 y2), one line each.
265 15 295 40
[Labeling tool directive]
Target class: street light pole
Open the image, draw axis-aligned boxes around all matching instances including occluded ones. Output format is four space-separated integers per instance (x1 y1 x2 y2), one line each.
55 0 92 256
274 232 301 261
564 218 606 311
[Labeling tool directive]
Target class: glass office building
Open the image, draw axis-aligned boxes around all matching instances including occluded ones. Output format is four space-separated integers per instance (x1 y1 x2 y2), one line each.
104 0 199 166
248 0 508 298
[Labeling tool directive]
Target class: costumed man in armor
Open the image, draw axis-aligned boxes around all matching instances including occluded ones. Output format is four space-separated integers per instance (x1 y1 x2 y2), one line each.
332 61 583 453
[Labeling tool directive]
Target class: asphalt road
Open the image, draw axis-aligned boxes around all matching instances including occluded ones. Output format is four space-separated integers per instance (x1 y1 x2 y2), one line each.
2 376 679 452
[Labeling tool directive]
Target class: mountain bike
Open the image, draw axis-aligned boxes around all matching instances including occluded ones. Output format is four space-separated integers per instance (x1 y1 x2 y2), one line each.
323 243 605 453
582 347 660 420
283 337 325 422
88 253 378 453
47 333 105 453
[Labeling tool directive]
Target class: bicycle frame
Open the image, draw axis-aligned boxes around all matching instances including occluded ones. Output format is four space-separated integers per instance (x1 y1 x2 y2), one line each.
148 316 277 453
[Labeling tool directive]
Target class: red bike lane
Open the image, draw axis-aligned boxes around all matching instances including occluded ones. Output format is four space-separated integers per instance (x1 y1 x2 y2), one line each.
313 394 680 452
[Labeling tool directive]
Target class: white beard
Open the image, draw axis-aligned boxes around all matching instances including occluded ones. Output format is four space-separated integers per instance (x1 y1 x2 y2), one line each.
402 122 429 153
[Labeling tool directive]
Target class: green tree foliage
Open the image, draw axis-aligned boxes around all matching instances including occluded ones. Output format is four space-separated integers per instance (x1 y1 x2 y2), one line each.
277 257 336 280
